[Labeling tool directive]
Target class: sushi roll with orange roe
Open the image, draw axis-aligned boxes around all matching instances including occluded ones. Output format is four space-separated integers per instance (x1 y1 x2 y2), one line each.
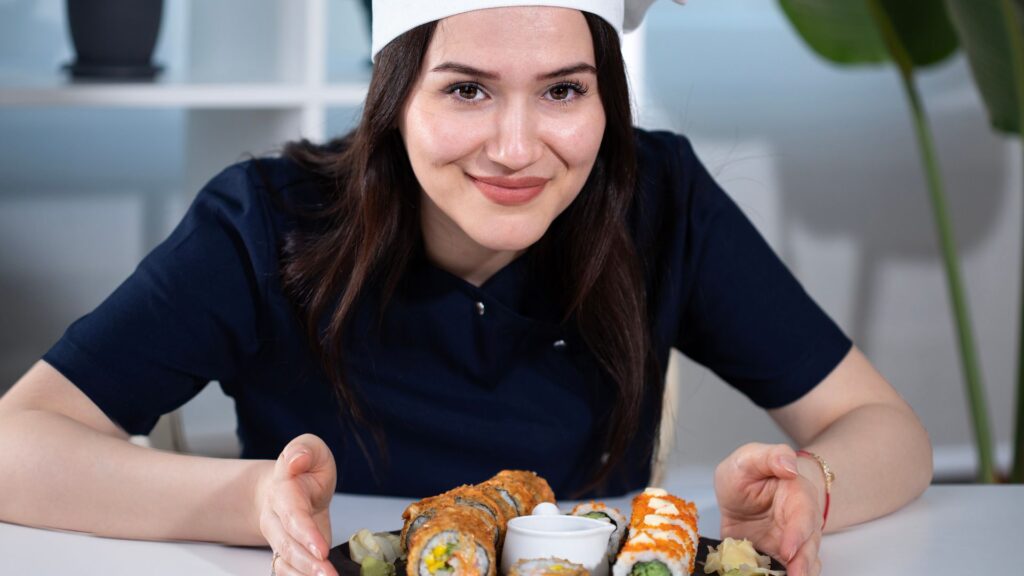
612 488 698 576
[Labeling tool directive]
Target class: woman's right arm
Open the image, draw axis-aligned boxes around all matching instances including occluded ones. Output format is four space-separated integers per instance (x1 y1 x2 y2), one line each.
0 360 339 576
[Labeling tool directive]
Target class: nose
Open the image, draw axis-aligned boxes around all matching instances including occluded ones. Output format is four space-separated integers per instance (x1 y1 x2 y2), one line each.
485 98 544 172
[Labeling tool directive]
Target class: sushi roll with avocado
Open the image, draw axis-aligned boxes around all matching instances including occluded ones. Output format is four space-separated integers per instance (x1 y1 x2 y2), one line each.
509 557 590 576
570 502 628 560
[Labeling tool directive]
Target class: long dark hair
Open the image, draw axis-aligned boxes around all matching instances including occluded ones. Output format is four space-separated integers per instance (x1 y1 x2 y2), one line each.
279 12 657 493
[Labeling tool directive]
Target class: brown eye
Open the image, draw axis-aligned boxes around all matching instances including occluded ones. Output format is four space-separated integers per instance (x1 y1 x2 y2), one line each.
549 85 570 100
457 85 480 100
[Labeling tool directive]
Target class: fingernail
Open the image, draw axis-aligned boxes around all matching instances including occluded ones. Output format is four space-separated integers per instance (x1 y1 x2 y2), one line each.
288 450 309 465
316 569 327 576
309 543 322 560
781 456 799 475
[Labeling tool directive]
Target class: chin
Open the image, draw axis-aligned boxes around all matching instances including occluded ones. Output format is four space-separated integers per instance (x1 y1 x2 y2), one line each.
468 218 551 253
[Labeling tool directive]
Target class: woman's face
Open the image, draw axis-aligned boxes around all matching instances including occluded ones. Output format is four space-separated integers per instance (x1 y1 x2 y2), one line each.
399 7 606 280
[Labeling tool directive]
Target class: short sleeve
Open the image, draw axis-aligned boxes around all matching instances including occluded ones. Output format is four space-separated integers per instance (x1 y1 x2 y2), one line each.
663 135 852 408
42 162 273 435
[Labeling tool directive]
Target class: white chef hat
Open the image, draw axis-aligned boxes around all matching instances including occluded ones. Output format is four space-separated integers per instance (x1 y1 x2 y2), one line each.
371 0 686 61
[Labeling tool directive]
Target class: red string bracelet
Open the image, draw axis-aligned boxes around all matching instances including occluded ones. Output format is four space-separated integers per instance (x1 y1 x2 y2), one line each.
796 449 834 531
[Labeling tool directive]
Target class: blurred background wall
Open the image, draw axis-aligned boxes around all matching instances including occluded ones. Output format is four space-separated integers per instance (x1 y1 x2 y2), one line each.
0 0 1019 480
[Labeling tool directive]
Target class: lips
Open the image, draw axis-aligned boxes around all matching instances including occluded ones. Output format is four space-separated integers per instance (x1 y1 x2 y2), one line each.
470 175 549 206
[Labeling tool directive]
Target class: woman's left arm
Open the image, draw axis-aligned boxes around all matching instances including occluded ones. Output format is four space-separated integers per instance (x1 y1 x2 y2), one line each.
713 345 932 575
769 345 933 529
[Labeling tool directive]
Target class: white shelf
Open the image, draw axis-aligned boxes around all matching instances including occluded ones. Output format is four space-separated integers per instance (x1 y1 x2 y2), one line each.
0 81 367 108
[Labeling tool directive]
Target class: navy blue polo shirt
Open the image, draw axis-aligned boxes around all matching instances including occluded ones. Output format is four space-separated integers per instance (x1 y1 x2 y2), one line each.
43 129 851 498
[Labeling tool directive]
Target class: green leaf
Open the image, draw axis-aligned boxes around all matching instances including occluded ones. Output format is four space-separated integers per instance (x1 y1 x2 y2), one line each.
884 0 960 67
778 0 888 64
778 0 958 68
945 0 1024 134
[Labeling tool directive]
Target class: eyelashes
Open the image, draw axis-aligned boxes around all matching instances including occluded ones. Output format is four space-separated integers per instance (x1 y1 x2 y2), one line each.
441 79 591 106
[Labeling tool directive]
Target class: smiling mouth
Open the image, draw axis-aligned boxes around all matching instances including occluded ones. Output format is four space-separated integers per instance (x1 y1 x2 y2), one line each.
469 175 550 206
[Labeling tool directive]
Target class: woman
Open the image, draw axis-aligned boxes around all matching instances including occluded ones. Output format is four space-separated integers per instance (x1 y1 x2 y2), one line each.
0 3 932 576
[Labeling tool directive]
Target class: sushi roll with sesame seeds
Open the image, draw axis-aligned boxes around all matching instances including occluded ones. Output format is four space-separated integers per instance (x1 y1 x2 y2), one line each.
570 502 628 560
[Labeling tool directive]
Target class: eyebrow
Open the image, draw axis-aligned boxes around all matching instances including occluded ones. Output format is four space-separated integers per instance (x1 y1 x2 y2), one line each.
429 61 598 81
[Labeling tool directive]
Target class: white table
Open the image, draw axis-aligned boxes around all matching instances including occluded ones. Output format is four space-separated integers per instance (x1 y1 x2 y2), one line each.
1 477 1020 575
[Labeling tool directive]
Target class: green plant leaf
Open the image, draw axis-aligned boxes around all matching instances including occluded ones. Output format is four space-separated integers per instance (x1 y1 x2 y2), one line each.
778 0 958 68
945 0 1024 134
778 0 887 64
883 0 960 67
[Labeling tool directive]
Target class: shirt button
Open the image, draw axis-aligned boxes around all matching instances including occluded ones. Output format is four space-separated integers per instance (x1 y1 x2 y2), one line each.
476 301 486 316
553 339 567 350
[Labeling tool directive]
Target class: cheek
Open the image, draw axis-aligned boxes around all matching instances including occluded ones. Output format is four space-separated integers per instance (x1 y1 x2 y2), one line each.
544 105 606 170
404 101 488 167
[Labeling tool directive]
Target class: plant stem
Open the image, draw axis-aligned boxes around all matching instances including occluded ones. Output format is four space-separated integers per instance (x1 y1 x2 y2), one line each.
1014 135 1024 483
1003 0 1024 483
867 0 996 482
906 77 996 483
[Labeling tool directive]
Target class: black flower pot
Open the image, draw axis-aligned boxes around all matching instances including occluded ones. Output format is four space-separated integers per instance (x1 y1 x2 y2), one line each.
65 0 165 80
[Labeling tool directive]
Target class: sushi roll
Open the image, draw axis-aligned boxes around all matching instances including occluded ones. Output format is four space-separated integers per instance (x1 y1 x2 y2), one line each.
449 485 511 549
407 506 498 576
402 493 456 552
509 558 590 576
401 470 557 566
612 488 698 576
402 489 503 554
479 477 527 516
476 482 520 526
570 502 628 560
486 470 556 515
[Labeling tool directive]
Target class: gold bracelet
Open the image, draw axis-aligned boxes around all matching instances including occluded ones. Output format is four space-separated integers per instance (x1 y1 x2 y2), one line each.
796 449 834 529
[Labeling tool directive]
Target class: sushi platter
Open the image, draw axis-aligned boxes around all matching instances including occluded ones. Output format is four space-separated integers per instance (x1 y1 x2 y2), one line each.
328 470 786 576
330 533 786 576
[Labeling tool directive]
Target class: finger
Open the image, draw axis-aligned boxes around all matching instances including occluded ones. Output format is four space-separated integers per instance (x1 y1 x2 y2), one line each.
273 481 333 562
738 443 799 480
273 555 304 576
717 444 798 489
282 435 336 474
276 448 313 481
274 448 332 514
277 437 338 499
779 503 817 564
264 509 337 576
784 531 820 576
274 556 325 576
315 511 334 553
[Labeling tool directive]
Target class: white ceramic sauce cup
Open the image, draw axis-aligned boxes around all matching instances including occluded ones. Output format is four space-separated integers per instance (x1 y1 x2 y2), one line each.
501 504 615 576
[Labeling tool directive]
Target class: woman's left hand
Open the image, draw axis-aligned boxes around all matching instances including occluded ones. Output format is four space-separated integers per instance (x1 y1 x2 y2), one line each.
714 442 822 576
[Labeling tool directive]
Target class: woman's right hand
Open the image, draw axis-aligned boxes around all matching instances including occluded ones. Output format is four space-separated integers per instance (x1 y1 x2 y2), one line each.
256 433 339 576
